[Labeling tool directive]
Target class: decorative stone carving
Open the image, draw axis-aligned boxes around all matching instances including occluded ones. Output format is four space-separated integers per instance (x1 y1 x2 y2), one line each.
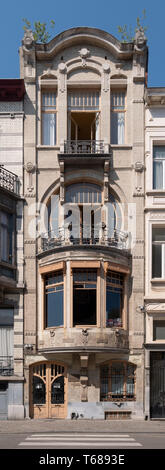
146 304 165 312
102 62 110 92
134 28 147 53
81 328 88 344
79 48 90 67
25 162 36 192
134 162 145 172
58 63 67 93
22 29 35 52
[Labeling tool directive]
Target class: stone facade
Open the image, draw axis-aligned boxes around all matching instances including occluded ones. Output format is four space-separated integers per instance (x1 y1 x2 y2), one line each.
0 79 25 419
145 88 165 419
18 27 148 420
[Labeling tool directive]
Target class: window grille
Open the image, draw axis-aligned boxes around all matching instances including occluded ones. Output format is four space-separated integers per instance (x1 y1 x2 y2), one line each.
68 90 100 110
100 362 135 401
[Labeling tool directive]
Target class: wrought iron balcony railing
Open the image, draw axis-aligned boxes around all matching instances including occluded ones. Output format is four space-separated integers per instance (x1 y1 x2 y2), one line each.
63 140 105 154
41 227 128 252
0 166 19 196
0 356 14 376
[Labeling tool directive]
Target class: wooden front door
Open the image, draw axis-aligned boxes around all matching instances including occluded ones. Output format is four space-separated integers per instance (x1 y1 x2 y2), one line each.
30 362 67 419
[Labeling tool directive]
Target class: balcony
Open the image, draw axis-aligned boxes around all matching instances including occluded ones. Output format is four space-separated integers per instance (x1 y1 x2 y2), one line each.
0 356 14 376
41 227 128 253
0 166 19 196
63 140 105 154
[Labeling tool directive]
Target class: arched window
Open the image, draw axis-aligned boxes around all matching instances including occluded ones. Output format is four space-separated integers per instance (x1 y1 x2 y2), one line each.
65 183 102 204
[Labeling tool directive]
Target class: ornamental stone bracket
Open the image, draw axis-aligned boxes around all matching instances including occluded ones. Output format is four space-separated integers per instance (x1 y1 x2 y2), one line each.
104 160 110 202
58 63 67 93
134 161 145 193
24 162 36 193
79 48 90 67
59 161 65 203
22 29 36 78
102 62 110 92
80 354 89 402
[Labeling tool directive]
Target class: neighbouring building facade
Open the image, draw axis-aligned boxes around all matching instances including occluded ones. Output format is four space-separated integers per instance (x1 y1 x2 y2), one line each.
145 88 165 419
17 26 148 420
0 79 25 419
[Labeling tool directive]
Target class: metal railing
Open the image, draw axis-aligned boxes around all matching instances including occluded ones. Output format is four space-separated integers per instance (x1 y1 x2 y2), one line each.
0 166 19 196
63 140 105 154
0 356 14 376
41 227 128 252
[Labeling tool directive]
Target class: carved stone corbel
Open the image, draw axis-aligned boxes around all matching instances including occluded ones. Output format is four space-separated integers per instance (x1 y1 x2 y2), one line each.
102 62 110 92
58 63 67 93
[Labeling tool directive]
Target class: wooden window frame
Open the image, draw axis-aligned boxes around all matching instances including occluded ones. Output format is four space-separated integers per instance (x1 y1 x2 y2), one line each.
70 261 100 328
110 89 126 145
40 262 66 330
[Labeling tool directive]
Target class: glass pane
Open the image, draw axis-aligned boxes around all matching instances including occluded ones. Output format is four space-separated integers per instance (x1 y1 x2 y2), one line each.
51 376 64 404
33 376 46 405
111 365 124 396
153 161 163 189
42 113 56 145
0 309 14 326
106 289 122 327
152 244 162 278
152 228 165 242
153 321 165 340
73 288 96 325
153 146 165 160
46 289 63 327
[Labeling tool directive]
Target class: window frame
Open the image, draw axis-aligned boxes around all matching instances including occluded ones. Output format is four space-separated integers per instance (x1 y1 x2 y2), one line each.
110 89 126 145
100 361 136 402
152 226 165 279
0 208 15 267
40 262 66 330
153 145 165 190
41 90 57 146
106 270 124 328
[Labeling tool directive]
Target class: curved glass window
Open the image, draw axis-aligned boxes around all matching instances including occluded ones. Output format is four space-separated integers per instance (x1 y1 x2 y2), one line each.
65 183 102 204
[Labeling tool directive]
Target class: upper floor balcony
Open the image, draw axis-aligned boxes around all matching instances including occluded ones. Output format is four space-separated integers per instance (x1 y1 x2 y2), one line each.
40 227 128 253
59 140 111 163
0 166 20 197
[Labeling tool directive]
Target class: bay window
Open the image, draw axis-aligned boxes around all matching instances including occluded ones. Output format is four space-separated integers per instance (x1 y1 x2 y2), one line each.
73 269 97 326
45 271 64 327
42 92 57 145
106 270 124 327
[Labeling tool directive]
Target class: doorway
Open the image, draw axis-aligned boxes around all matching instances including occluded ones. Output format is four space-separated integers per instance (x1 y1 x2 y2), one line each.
150 352 165 418
30 362 67 419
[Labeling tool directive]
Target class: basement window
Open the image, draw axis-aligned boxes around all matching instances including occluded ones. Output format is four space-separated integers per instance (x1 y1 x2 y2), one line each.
73 269 97 326
45 271 64 327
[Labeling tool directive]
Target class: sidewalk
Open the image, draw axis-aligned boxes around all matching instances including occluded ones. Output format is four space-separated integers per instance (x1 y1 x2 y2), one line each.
0 418 165 434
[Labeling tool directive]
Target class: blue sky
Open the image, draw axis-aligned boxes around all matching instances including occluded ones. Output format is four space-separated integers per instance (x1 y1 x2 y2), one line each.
1 0 164 86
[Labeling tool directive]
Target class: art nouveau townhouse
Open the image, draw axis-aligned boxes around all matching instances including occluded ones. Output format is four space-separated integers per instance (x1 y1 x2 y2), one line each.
0 79 25 419
145 88 165 419
19 26 148 420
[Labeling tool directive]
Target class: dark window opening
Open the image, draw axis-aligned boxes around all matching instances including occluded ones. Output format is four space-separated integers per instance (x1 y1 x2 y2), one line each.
33 376 46 405
45 271 64 328
51 376 64 404
100 362 135 401
73 270 97 326
106 271 124 327
0 211 14 264
153 321 165 340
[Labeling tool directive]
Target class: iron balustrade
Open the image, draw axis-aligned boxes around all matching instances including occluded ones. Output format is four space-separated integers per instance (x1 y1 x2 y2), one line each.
0 356 14 376
63 140 105 154
41 227 128 252
0 166 19 196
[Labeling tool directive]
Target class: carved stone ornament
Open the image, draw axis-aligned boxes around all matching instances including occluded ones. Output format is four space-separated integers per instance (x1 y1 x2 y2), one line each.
146 304 165 312
58 63 67 74
134 162 145 172
79 48 90 66
22 29 35 51
25 162 36 173
134 27 147 52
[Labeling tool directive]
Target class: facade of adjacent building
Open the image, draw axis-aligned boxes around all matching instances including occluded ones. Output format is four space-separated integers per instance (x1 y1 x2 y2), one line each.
17 27 148 420
145 88 165 419
0 79 25 419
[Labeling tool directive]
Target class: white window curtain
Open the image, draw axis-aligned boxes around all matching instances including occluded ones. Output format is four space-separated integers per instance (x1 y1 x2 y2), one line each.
42 113 56 145
0 327 13 357
111 112 125 144
153 146 165 189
